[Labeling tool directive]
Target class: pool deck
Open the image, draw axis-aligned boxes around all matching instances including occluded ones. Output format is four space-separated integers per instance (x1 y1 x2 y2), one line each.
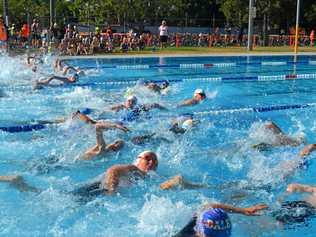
60 52 316 60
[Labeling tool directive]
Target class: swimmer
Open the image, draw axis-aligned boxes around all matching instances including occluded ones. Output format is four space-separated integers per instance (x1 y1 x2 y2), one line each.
0 151 158 196
169 114 199 134
33 74 79 89
54 58 85 76
174 202 267 237
178 89 206 107
111 95 166 113
138 80 170 94
270 183 316 225
27 55 43 66
72 111 129 160
252 121 305 150
129 114 198 145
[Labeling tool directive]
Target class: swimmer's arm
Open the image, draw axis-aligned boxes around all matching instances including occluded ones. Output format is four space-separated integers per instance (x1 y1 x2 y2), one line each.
142 103 167 111
204 203 268 216
287 183 316 194
105 165 138 194
160 175 207 190
96 121 129 132
177 99 195 107
63 66 78 75
299 144 316 157
0 175 39 193
110 104 125 112
72 111 97 124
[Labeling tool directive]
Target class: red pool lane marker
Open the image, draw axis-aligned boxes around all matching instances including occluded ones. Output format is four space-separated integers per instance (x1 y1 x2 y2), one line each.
204 63 214 68
286 74 297 79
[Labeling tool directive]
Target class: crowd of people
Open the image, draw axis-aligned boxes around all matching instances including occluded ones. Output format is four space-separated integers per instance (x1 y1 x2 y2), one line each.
1 53 316 236
0 17 315 55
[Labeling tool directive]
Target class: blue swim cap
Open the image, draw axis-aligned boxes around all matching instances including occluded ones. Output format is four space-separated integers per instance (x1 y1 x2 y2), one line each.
195 208 232 237
80 108 92 115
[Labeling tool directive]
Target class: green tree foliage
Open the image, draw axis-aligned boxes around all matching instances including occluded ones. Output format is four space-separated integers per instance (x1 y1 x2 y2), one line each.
0 0 315 32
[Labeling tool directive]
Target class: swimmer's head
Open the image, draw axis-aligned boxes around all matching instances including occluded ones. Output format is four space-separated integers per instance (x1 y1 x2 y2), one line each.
194 89 206 101
72 73 79 81
181 119 194 130
161 80 169 89
195 208 232 237
76 69 84 76
134 150 158 172
125 95 138 108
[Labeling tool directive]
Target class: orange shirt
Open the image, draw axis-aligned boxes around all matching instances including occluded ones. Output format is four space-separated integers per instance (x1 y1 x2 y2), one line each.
21 24 30 38
0 23 7 41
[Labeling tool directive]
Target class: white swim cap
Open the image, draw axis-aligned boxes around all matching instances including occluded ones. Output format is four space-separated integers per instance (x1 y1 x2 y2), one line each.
127 95 137 102
181 119 193 130
194 89 205 96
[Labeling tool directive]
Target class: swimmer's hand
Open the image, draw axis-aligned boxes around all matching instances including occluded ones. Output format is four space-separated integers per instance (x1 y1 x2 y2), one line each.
299 144 316 157
160 175 184 190
242 204 268 216
115 124 130 132
286 183 301 193
286 183 316 194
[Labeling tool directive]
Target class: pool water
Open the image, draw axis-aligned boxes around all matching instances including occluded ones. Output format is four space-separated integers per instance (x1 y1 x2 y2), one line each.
1 54 316 236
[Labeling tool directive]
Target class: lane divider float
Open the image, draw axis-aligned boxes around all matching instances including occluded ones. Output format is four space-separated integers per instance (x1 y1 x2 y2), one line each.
194 103 316 116
74 60 316 70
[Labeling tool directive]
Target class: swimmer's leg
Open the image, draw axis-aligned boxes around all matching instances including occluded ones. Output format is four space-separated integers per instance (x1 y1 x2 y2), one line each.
0 175 39 192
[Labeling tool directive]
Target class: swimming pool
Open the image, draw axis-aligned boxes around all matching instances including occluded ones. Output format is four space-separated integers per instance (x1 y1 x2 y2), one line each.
1 54 316 236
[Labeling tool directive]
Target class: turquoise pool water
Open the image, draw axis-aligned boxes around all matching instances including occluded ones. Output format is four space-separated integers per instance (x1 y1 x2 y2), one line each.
1 54 316 236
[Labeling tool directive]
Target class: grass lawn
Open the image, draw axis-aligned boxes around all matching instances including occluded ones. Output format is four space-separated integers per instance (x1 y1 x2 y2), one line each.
105 46 316 55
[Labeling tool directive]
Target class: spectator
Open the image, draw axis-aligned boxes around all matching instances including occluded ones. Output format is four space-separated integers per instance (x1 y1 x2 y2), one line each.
0 18 7 48
159 20 168 48
20 24 29 47
310 30 314 47
120 37 129 53
31 19 40 47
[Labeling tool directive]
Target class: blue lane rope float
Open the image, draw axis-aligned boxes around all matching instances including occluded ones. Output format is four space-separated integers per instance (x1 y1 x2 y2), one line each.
0 124 46 133
71 60 316 70
76 73 316 87
0 108 92 133
193 103 316 116
1 102 315 133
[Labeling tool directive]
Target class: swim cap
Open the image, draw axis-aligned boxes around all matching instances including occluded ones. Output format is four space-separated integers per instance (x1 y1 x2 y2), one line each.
127 95 137 103
194 89 205 96
162 80 169 86
195 208 232 237
181 119 193 130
